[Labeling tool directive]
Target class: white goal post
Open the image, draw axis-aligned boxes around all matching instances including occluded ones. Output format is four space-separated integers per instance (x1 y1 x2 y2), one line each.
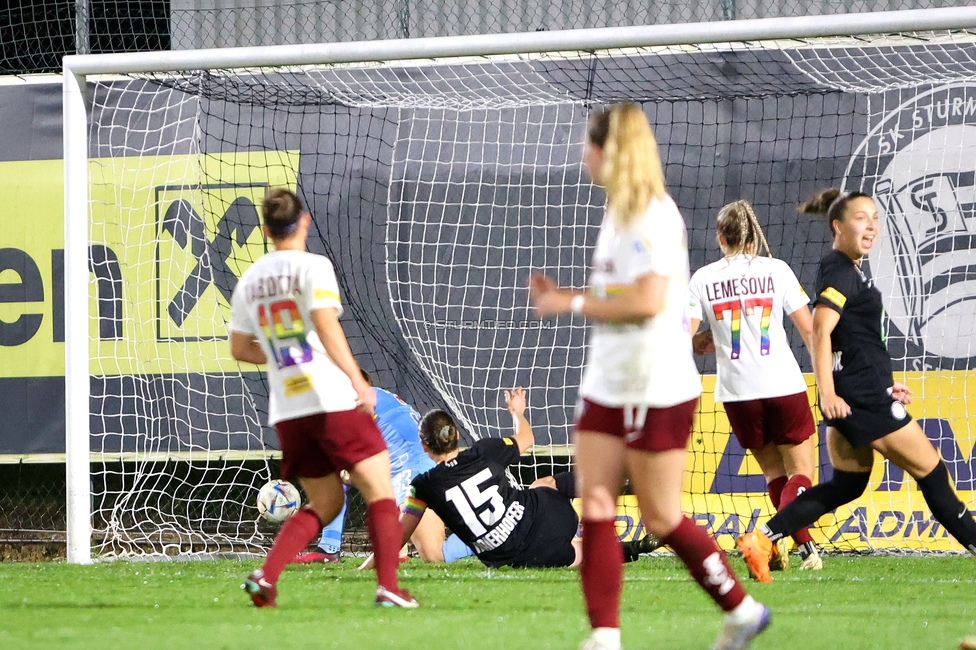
64 6 976 564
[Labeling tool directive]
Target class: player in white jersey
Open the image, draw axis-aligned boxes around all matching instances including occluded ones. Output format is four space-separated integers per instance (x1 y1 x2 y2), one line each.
530 104 768 650
687 200 822 574
230 188 417 609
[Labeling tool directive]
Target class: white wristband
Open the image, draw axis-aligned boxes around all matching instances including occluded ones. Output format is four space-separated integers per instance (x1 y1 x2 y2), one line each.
570 294 585 315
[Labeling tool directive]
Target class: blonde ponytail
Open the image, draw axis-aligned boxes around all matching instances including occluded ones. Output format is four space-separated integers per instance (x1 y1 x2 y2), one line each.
589 103 667 229
716 200 771 257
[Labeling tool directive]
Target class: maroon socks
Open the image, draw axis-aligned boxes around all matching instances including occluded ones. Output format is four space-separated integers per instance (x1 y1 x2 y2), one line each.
367 498 404 591
663 516 747 612
580 519 623 629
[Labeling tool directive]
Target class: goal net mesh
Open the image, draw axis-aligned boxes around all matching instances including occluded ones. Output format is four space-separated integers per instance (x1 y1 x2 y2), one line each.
83 28 976 556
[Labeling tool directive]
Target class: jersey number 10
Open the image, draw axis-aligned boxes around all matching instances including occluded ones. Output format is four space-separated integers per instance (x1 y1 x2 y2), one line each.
258 299 314 369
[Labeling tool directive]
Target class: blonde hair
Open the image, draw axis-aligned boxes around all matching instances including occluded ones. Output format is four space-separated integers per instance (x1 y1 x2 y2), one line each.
716 200 771 257
588 103 667 228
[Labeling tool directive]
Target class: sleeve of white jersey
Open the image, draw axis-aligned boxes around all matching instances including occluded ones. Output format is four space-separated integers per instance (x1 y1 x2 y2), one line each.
227 283 255 335
778 260 810 315
630 198 682 279
307 256 344 317
686 269 705 322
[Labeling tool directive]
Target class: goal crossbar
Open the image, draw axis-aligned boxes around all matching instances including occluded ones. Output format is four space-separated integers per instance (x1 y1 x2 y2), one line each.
64 7 976 76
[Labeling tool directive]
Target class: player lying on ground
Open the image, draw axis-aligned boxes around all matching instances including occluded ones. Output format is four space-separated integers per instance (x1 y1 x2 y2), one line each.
294 369 475 565
363 387 659 569
688 199 823 572
737 188 976 582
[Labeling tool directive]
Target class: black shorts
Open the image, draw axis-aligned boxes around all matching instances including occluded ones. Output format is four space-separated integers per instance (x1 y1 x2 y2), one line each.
823 388 912 449
480 488 579 569
552 471 576 499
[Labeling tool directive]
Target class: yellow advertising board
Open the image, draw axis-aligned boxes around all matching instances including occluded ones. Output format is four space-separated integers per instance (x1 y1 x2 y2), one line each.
0 151 299 379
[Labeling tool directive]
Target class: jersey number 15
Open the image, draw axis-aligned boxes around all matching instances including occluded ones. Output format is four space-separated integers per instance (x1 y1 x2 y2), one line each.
445 468 505 537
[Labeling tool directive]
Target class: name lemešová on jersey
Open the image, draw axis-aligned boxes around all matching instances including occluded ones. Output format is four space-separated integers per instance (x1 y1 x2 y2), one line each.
470 501 525 553
703 274 775 302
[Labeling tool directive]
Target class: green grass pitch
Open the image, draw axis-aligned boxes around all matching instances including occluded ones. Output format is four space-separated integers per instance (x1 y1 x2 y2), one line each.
0 555 972 649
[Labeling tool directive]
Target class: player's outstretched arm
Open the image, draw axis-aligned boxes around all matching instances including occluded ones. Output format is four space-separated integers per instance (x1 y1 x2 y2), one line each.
505 387 534 453
310 307 375 413
529 272 666 324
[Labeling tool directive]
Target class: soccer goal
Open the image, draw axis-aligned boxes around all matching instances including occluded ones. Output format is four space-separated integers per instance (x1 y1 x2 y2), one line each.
64 7 976 563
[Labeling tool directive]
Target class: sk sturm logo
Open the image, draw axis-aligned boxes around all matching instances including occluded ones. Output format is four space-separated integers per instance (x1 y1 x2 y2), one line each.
155 183 268 342
844 83 976 369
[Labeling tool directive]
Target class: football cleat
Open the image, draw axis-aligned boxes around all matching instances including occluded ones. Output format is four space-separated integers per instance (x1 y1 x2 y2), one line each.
241 570 277 608
769 537 790 572
736 531 773 583
578 631 622 650
293 550 340 564
375 585 420 609
710 603 771 650
623 534 664 562
799 547 824 571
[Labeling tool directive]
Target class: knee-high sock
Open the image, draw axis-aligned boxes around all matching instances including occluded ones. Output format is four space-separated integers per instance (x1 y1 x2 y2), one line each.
367 499 403 591
262 507 322 584
663 517 746 612
780 474 814 545
318 494 348 553
767 476 787 510
580 519 622 629
764 469 870 541
916 461 976 556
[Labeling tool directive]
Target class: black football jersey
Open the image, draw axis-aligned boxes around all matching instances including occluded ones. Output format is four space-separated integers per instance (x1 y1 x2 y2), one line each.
409 437 535 565
814 250 894 402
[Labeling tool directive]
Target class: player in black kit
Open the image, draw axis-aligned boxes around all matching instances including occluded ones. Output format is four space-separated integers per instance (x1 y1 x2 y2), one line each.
396 388 659 569
738 189 976 581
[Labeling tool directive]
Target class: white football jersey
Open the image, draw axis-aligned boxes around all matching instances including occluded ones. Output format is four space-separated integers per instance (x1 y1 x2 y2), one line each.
687 254 809 402
229 249 358 424
579 195 702 408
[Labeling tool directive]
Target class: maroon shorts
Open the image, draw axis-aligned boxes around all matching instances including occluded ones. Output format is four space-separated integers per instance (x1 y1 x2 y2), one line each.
275 408 387 481
576 397 698 452
723 391 815 450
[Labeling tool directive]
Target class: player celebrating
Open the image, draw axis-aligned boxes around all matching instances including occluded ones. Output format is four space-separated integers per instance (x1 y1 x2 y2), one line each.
294 369 473 565
737 189 976 581
385 387 660 569
530 103 768 650
688 199 822 572
229 188 417 608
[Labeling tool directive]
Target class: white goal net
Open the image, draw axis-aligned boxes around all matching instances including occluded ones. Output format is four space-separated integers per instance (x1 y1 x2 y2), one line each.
64 8 976 560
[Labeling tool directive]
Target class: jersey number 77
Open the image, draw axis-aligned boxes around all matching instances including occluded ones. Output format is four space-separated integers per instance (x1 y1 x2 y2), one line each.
711 297 773 359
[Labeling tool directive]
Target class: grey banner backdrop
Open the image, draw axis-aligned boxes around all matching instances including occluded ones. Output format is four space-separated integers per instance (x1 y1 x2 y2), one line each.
2 43 975 455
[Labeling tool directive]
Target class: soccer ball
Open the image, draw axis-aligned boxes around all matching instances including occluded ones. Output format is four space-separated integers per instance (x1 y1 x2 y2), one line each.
256 479 302 523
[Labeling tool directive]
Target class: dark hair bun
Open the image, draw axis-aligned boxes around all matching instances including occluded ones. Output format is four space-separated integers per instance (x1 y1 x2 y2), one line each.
798 188 841 215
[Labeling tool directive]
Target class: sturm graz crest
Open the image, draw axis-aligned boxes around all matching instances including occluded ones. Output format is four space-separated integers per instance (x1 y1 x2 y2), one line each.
844 83 976 370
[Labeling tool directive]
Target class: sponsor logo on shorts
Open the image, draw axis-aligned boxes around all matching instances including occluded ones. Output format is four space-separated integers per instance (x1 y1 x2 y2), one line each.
890 401 908 421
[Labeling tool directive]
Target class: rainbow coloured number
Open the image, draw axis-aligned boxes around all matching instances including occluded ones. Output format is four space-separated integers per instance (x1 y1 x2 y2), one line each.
258 299 314 369
711 297 773 359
